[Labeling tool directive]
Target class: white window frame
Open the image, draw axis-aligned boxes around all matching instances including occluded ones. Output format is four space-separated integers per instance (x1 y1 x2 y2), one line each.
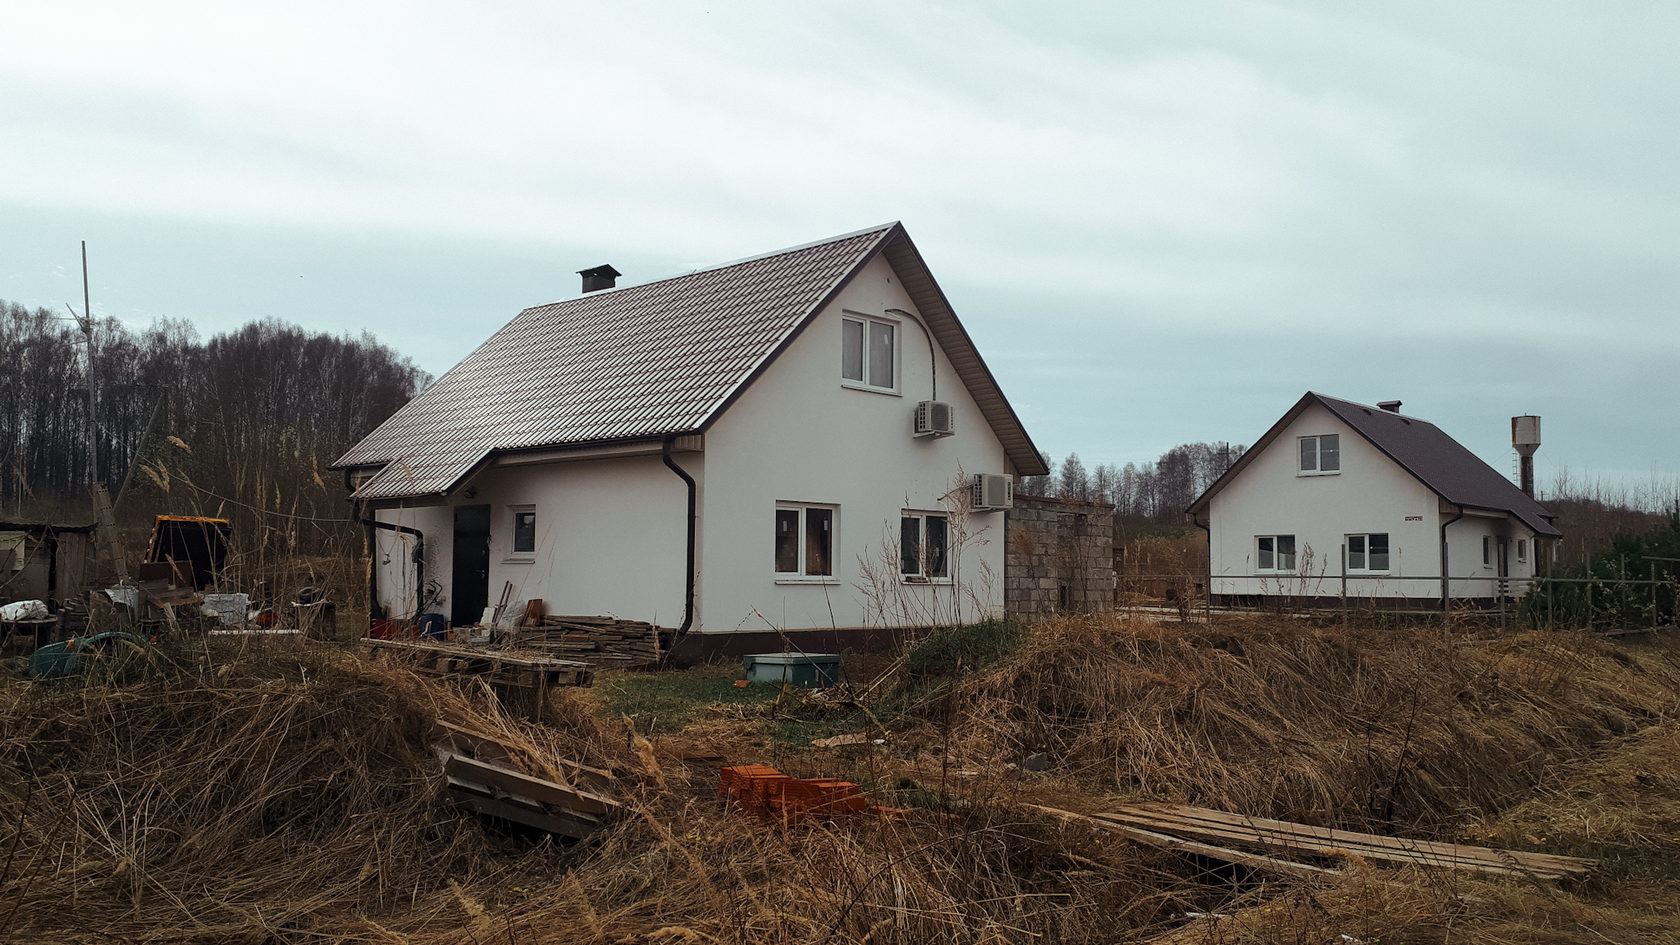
840 312 899 394
1256 534 1297 573
774 502 839 583
506 504 537 562
899 511 951 583
1345 533 1390 573
1298 434 1341 476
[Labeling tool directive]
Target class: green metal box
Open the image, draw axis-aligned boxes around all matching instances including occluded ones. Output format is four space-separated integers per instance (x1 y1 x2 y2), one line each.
742 652 840 688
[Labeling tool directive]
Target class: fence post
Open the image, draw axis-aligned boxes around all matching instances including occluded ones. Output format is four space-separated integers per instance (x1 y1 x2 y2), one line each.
1340 542 1347 625
1586 549 1593 632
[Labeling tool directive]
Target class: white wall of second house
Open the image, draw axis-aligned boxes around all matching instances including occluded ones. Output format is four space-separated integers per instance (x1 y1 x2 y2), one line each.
1444 512 1540 597
698 253 1012 632
1208 402 1443 600
373 452 693 628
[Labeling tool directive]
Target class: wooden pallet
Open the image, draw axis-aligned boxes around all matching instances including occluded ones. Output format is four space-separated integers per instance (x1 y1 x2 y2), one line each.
362 637 594 688
439 750 620 840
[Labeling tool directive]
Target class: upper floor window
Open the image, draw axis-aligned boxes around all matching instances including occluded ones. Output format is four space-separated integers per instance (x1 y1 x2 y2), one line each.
1346 533 1389 572
1257 534 1296 572
1299 434 1340 475
775 503 836 580
842 315 896 391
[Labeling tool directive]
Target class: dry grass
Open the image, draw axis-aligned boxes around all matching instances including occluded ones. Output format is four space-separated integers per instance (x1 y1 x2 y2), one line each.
939 617 1680 832
2 616 1679 942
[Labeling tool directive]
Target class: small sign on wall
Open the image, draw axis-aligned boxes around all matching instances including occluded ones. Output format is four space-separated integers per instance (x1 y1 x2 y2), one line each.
1404 515 1423 521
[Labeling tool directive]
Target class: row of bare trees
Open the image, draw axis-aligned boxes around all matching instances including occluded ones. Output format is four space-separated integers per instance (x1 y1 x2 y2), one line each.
1 299 426 548
1018 442 1246 524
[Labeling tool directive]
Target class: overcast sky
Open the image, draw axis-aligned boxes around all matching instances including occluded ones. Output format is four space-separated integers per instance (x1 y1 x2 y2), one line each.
3 2 1675 501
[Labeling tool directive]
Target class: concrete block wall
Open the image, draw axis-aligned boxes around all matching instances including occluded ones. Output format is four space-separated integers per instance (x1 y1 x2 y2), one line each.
1005 495 1116 621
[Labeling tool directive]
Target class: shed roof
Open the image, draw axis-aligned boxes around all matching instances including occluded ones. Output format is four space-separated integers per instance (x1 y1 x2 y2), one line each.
1186 392 1560 537
333 223 1046 499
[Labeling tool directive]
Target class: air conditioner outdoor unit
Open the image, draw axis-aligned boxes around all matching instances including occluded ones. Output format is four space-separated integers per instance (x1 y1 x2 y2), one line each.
971 473 1014 512
913 400 954 437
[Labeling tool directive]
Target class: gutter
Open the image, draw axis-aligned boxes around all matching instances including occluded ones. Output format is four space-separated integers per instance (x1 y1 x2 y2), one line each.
359 505 425 621
1189 511 1212 610
1439 504 1464 611
661 436 698 650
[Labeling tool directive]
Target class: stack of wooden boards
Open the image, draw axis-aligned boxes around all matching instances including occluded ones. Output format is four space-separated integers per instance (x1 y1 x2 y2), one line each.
1032 802 1596 881
434 721 620 840
501 614 661 667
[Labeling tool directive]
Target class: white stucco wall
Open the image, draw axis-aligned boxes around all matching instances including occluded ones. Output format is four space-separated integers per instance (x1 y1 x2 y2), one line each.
373 452 692 627
698 254 1011 632
372 504 451 619
1207 403 1443 601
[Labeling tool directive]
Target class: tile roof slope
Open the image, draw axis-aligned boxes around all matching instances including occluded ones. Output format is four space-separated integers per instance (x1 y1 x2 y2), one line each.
335 225 895 500
1313 394 1560 536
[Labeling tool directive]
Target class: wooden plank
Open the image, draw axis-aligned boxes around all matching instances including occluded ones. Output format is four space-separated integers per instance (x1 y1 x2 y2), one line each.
1115 804 1593 875
1130 803 1594 871
434 721 617 791
447 782 599 840
1029 805 1340 881
443 752 620 816
1099 810 1566 880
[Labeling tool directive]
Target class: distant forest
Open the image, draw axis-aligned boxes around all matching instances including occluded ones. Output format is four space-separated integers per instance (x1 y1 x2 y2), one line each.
0 298 428 542
1018 443 1246 528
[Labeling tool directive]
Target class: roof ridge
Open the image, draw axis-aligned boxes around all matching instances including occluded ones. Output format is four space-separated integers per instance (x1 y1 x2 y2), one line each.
518 222 900 311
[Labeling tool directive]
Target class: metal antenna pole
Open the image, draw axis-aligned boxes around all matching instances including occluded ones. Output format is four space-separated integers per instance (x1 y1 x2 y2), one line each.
82 240 96 486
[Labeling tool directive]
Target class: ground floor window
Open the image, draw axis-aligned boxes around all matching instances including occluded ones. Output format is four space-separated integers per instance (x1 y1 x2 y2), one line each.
1517 539 1528 563
1257 535 1296 572
510 505 536 555
900 512 949 580
775 503 836 579
1345 533 1389 572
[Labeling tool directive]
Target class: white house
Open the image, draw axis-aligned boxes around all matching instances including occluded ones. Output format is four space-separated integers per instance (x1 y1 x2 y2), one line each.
1186 393 1561 606
331 223 1048 654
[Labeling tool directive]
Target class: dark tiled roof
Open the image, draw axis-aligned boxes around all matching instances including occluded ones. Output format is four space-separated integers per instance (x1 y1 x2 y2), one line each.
1188 392 1560 537
334 224 1047 499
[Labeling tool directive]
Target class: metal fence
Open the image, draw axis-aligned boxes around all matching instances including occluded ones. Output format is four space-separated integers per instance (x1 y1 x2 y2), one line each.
1114 564 1680 632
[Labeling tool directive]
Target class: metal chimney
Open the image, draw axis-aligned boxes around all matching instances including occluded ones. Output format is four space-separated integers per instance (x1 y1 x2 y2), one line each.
578 264 621 293
1512 415 1541 498
1377 400 1402 413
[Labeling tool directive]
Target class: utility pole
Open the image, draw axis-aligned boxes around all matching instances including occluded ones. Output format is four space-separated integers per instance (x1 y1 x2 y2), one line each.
80 241 96 486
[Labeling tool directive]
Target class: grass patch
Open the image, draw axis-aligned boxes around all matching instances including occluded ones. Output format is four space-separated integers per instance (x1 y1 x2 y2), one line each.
905 618 1026 676
598 663 782 733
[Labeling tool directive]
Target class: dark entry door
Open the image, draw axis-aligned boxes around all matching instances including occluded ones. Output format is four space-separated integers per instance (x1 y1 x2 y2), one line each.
451 505 492 626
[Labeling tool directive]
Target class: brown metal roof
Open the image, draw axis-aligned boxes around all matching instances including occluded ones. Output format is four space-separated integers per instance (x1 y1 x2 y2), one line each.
1186 392 1561 537
334 224 1046 500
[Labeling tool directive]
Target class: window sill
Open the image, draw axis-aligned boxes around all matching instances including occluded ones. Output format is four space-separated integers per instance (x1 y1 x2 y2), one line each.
775 577 840 585
502 556 535 565
841 382 902 397
900 577 953 586
1296 470 1340 477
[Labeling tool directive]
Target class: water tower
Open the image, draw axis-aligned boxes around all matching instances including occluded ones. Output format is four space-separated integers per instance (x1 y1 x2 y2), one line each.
1512 415 1541 498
